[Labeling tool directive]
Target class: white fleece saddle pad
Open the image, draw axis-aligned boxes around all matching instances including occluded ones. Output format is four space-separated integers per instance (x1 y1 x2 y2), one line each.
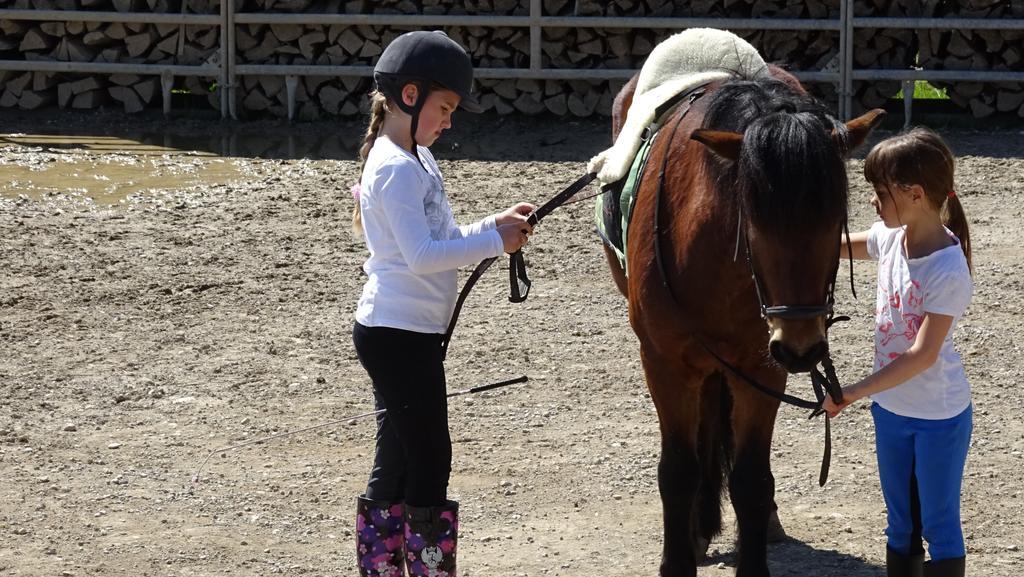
587 28 769 185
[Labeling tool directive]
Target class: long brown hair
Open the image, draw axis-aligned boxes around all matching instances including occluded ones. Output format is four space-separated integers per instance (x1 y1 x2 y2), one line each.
863 127 972 272
352 90 387 235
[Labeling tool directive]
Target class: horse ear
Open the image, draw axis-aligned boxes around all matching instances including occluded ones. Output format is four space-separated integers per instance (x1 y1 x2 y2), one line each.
837 108 886 152
691 129 743 161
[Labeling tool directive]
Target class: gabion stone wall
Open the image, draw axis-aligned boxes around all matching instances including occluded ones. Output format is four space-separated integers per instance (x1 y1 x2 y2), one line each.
1 0 1019 118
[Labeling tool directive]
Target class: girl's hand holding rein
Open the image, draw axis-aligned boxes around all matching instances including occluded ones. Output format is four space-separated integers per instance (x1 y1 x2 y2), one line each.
824 311 954 419
497 223 531 254
495 202 536 227
823 389 859 418
495 202 535 254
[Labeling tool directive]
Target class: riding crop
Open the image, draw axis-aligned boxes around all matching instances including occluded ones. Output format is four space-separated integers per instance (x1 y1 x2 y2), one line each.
189 375 528 490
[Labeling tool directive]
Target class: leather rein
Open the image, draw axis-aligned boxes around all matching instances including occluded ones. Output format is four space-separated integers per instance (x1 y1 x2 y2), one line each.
439 171 597 359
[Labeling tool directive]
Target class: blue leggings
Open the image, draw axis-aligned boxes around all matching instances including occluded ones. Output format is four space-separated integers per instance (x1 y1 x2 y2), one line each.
872 402 972 561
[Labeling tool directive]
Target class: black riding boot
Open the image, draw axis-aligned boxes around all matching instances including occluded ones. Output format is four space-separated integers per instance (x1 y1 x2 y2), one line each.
404 500 458 577
887 547 924 577
923 556 965 577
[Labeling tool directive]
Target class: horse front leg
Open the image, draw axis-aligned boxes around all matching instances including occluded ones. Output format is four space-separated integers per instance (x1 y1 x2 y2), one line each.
658 427 701 577
643 351 703 577
728 383 782 577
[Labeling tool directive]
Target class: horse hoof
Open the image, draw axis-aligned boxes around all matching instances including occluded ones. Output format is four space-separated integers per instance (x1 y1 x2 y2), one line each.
766 508 787 543
693 536 711 562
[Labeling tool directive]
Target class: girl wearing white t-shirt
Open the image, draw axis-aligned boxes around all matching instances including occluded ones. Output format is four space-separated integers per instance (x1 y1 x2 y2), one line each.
349 31 534 577
824 127 972 577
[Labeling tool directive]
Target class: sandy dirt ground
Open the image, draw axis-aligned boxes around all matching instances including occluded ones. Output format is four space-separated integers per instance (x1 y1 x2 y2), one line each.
1 109 1023 577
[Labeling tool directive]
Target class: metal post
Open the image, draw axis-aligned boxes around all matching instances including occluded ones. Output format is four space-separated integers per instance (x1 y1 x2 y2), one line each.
530 0 541 72
219 0 228 118
227 0 237 120
837 0 847 119
160 69 173 116
902 79 913 128
286 74 298 121
842 0 854 120
177 0 187 57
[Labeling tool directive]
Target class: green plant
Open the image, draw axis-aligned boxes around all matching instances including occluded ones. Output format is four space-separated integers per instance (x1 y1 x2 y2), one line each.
894 81 948 100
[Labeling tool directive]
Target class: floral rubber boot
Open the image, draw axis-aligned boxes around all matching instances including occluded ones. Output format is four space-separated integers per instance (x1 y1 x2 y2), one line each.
356 496 406 577
404 500 458 577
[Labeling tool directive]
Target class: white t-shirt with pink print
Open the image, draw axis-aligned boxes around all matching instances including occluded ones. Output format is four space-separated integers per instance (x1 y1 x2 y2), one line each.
866 221 973 420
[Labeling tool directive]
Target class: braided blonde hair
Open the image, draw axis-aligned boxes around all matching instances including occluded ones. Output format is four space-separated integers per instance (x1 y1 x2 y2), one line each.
352 91 388 235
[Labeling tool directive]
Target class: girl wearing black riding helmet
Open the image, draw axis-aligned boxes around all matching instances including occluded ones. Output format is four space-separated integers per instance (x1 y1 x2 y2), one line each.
350 30 534 577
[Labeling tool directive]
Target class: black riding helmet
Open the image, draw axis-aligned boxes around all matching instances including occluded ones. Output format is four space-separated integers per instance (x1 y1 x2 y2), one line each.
373 30 482 149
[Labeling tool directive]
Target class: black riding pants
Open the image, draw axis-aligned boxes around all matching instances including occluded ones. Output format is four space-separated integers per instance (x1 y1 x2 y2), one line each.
352 322 451 507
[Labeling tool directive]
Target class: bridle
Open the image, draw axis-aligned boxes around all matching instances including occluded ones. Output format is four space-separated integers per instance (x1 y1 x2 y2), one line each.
711 200 855 409
745 232 837 322
733 175 859 407
738 195 858 324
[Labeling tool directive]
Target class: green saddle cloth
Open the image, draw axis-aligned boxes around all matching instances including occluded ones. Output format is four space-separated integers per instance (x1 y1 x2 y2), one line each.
595 129 658 274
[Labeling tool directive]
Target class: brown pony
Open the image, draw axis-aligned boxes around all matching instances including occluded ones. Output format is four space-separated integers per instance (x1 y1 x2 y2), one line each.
604 68 884 577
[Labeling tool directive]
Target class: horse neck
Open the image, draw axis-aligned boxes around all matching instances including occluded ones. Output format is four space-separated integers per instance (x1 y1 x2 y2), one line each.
663 144 759 325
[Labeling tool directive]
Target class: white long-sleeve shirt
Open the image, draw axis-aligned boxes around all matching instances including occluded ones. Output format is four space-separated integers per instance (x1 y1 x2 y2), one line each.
355 136 504 334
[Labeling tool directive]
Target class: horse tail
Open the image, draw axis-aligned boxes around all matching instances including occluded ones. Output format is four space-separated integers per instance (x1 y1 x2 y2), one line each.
695 371 734 540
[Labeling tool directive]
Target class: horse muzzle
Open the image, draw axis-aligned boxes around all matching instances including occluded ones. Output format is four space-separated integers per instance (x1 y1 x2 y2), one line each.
768 318 829 373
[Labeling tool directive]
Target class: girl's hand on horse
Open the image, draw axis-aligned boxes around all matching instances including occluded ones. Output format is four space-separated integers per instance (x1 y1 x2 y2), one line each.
498 222 531 254
495 203 536 227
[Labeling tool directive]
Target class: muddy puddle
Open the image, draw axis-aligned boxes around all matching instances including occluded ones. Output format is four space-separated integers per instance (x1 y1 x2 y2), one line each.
0 130 360 205
0 134 240 205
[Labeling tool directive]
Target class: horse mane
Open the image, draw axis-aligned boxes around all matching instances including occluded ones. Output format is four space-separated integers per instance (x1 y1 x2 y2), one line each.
700 78 850 236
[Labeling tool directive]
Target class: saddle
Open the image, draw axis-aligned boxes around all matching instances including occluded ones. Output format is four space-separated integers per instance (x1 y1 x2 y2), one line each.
590 28 768 274
595 87 705 272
